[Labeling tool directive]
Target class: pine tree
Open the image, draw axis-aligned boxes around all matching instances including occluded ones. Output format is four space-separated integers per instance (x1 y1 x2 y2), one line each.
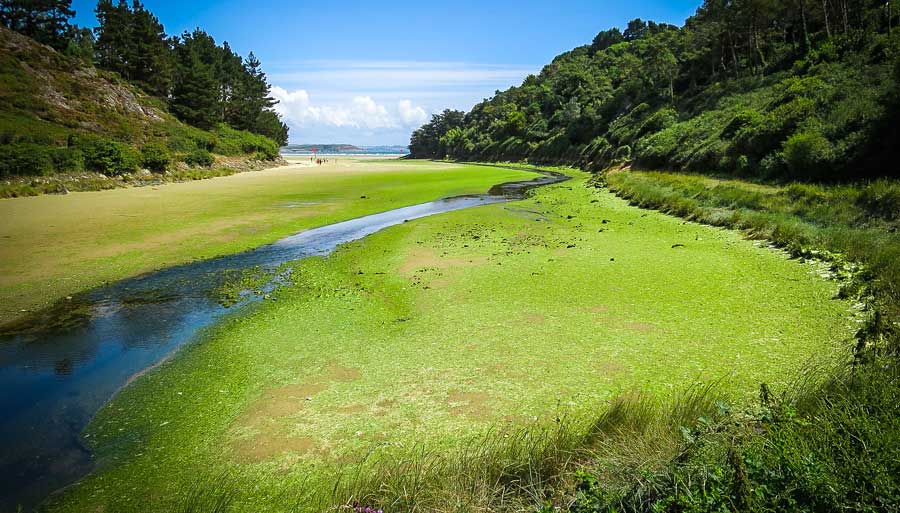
218 41 245 123
94 0 133 77
255 109 289 147
233 52 276 129
127 1 172 96
170 40 220 129
0 0 75 50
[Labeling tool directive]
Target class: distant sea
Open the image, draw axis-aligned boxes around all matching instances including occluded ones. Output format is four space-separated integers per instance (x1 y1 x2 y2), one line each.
280 145 409 156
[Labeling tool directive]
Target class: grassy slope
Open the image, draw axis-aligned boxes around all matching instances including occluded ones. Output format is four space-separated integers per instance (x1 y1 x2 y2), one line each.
0 158 534 324
48 169 854 513
0 26 282 197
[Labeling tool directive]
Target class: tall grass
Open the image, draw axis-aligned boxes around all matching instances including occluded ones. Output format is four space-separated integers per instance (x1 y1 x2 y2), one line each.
169 385 725 513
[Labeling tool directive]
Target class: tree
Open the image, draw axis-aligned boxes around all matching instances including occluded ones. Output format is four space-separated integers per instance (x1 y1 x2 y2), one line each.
94 0 133 77
127 1 172 96
229 51 286 142
254 110 289 147
170 42 219 129
0 0 75 50
623 18 649 41
218 41 245 122
94 1 173 96
591 28 624 53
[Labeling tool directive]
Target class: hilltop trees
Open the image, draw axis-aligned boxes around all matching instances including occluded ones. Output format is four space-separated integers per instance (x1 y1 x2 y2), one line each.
91 1 287 143
94 0 172 96
170 36 219 129
0 0 75 50
228 52 288 145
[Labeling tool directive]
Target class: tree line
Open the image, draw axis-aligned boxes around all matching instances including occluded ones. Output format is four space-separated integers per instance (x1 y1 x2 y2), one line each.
0 0 288 146
410 0 900 181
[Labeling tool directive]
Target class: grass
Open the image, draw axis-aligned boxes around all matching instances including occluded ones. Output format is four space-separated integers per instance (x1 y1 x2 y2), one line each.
0 158 535 325
44 168 854 513
550 168 900 512
604 170 900 334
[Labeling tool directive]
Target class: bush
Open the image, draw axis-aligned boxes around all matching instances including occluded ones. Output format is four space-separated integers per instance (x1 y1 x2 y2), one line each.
0 143 53 177
212 125 279 160
858 179 900 221
183 149 214 168
783 130 834 178
140 144 171 173
81 139 140 176
49 147 84 173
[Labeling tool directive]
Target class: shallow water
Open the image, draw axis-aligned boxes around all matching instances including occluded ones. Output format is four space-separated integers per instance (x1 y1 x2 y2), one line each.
0 170 567 511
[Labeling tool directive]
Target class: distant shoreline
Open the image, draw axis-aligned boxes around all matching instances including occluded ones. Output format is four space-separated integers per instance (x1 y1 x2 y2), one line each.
281 152 407 157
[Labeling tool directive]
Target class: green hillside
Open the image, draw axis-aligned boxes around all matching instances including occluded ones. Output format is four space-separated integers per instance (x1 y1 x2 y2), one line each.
0 1 288 198
411 2 900 182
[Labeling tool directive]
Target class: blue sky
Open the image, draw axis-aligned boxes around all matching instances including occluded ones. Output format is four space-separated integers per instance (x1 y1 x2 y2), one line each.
71 0 702 145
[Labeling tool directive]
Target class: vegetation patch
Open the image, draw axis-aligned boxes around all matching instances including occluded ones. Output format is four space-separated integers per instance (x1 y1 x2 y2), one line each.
0 159 534 325
46 170 854 513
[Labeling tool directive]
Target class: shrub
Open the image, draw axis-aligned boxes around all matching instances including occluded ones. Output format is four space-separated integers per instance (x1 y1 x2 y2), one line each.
49 147 84 173
0 143 53 177
636 108 677 139
192 132 217 152
140 144 171 173
81 139 140 176
212 125 279 159
858 179 900 221
722 109 764 139
183 149 214 168
783 130 834 178
613 145 632 162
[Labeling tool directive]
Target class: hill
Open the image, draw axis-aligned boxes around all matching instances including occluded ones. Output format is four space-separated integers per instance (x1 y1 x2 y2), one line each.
0 25 282 197
410 3 900 182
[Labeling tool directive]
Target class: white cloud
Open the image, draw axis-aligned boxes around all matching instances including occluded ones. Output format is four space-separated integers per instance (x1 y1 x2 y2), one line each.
398 99 427 126
272 86 429 133
268 60 538 144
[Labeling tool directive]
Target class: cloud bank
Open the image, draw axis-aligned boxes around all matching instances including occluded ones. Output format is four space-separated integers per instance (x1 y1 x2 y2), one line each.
267 60 536 145
271 87 427 132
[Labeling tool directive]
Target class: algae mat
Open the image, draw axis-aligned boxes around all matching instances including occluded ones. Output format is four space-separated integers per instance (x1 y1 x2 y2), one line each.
50 169 856 512
0 158 534 324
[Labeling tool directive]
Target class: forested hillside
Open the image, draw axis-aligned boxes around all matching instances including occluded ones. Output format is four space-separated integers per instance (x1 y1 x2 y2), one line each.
411 0 900 181
0 0 288 195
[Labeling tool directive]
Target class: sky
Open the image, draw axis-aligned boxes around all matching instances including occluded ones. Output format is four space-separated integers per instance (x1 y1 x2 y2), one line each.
71 0 702 145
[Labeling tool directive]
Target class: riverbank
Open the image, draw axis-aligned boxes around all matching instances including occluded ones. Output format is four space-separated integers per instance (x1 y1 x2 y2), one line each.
0 159 534 325
46 168 855 512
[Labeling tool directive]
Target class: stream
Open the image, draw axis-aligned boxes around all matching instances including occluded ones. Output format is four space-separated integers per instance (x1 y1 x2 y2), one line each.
0 169 568 511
